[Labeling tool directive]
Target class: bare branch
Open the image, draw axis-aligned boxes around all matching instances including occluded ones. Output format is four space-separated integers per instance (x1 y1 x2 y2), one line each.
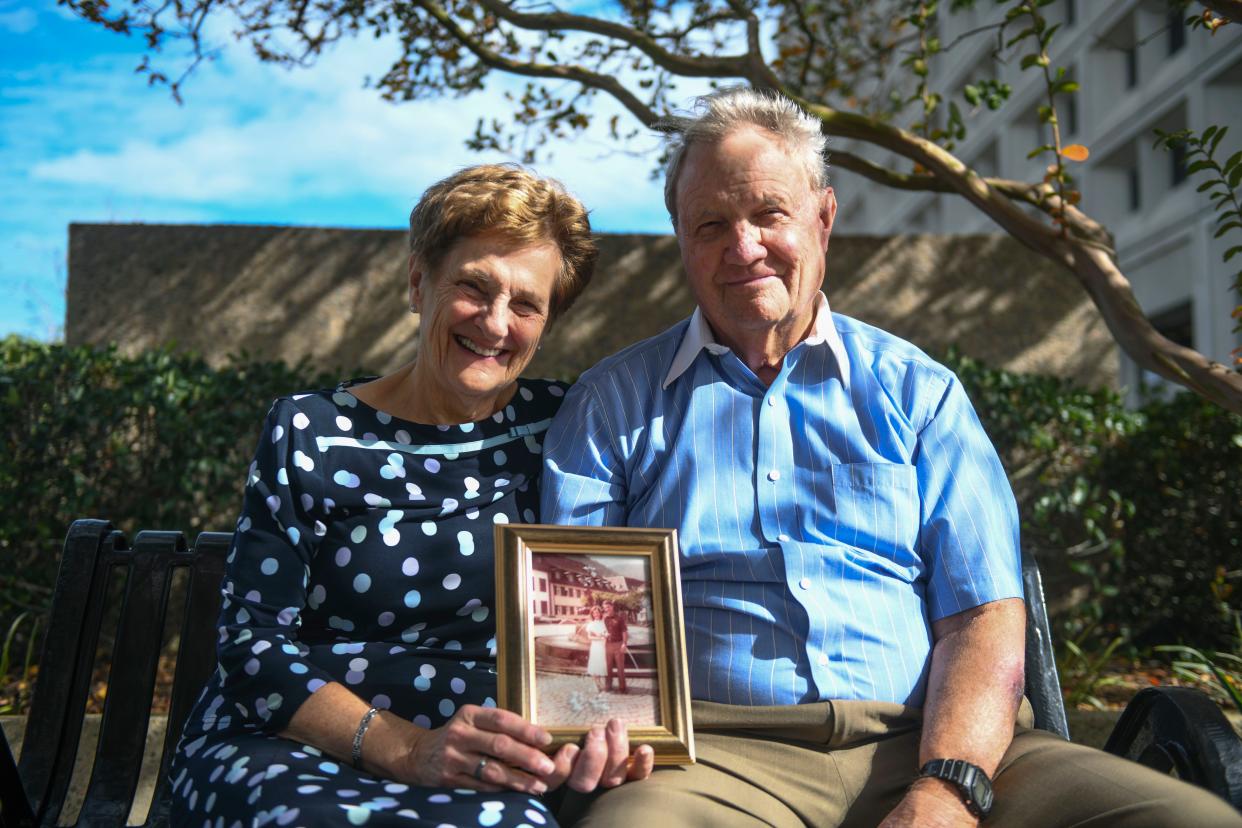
416 0 660 126
475 0 752 78
804 100 1242 411
722 0 783 89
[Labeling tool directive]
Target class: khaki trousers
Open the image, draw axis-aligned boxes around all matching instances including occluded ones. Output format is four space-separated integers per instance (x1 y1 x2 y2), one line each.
559 699 1242 827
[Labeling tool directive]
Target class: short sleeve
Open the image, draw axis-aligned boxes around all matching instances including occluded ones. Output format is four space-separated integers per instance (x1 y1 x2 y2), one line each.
541 380 629 526
214 398 336 733
915 375 1024 621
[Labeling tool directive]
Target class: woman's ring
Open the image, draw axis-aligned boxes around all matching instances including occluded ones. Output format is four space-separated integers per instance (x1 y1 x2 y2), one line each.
473 757 489 781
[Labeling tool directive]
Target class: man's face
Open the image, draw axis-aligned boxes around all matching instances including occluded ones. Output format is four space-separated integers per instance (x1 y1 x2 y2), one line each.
674 126 836 352
603 602 615 616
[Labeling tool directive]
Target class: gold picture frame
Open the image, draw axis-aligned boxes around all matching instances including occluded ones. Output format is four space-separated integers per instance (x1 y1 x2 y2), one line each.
493 524 695 765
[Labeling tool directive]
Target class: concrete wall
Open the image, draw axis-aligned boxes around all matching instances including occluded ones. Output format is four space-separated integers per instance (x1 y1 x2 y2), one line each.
67 223 1119 388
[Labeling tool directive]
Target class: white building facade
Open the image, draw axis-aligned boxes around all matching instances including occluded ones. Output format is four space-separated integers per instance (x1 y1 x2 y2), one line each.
830 0 1242 399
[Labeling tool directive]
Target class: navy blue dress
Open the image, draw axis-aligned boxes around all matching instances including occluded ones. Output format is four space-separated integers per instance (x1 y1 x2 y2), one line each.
169 378 567 828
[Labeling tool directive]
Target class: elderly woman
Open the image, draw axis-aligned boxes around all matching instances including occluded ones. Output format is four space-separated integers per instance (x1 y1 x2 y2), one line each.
169 165 652 827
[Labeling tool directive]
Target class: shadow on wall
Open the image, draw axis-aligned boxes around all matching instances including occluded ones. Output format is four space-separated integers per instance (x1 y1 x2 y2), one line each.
67 224 1117 388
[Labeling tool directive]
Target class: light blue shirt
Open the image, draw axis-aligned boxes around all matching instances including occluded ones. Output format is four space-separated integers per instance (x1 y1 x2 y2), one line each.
541 294 1023 707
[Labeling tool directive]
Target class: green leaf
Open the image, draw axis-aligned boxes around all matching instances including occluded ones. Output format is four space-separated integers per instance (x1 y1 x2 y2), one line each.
1020 53 1042 70
1211 125 1229 156
1198 179 1219 193
1008 27 1036 48
1229 165 1242 189
1027 144 1054 159
1225 151 1242 173
1204 125 1220 146
1187 159 1215 175
963 84 981 106
1214 222 1242 239
1225 245 1242 262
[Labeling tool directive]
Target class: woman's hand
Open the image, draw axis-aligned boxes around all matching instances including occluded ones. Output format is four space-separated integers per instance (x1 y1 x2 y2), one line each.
396 707 655 795
397 705 558 794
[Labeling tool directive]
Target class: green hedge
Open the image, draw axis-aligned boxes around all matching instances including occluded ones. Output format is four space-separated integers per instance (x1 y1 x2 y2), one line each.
0 336 340 648
2 337 1240 666
949 350 1242 649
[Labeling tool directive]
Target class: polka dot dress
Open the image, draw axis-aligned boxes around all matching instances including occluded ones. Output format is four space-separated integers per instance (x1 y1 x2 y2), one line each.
168 378 568 827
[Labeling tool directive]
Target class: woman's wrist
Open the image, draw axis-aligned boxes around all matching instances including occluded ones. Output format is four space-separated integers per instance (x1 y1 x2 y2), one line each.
356 709 428 783
351 707 380 767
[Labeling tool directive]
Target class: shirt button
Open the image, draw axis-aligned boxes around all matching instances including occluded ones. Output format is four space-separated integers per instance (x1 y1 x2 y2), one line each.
767 396 776 406
768 470 781 482
798 577 811 590
818 654 829 667
777 533 790 542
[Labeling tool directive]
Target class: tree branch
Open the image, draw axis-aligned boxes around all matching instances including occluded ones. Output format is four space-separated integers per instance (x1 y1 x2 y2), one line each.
474 0 752 78
415 0 660 126
722 0 784 89
803 100 1242 411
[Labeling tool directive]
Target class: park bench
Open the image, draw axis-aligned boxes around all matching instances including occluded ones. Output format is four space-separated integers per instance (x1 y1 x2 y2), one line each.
2 519 1242 826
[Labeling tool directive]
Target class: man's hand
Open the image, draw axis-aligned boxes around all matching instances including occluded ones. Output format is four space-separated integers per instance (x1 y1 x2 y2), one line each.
879 778 978 828
544 718 655 793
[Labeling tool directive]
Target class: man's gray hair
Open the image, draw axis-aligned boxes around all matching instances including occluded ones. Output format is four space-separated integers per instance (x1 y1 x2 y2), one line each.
661 87 829 227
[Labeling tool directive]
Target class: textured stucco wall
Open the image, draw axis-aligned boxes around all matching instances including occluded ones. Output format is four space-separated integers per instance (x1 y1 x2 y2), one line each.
67 223 1118 388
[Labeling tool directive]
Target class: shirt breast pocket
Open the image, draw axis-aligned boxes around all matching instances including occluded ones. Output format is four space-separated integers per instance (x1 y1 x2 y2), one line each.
828 462 920 570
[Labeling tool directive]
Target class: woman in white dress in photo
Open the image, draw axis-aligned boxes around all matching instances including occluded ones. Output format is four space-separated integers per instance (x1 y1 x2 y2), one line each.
585 605 608 691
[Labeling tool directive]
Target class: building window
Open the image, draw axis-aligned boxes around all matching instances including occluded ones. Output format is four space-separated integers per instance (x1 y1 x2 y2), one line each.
1139 301 1195 398
1128 166 1141 211
1152 302 1194 350
1171 140 1188 187
1064 0 1075 26
1167 9 1186 55
1125 47 1138 88
1064 94 1079 137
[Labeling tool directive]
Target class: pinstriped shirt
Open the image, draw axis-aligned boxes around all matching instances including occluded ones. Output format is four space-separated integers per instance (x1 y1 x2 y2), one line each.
540 294 1023 706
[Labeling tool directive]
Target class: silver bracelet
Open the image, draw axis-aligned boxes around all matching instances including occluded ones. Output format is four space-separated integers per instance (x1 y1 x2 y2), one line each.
351 707 380 768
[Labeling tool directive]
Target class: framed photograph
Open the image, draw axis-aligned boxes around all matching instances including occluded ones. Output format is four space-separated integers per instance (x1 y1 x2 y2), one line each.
493 524 695 765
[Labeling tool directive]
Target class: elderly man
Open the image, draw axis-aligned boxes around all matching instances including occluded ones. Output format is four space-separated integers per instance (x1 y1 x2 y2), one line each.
541 88 1241 826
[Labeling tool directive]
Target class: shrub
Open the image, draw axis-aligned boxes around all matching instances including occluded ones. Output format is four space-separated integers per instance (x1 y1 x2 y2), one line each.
1 337 1239 685
0 336 342 662
946 349 1242 650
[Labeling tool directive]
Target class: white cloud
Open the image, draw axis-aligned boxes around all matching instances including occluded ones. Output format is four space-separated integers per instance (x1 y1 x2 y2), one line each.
0 8 36 33
25 19 681 231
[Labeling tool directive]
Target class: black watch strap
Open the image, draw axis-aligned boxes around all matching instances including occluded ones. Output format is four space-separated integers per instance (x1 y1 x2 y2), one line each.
917 758 994 818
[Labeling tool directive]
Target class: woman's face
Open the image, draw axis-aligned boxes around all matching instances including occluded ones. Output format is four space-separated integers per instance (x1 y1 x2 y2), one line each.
410 233 561 417
591 607 603 620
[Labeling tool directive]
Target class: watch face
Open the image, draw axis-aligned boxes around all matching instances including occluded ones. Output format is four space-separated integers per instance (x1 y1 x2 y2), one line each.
970 775 993 813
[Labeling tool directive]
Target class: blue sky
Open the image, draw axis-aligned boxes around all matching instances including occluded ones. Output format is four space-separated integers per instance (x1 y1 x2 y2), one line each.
0 0 677 340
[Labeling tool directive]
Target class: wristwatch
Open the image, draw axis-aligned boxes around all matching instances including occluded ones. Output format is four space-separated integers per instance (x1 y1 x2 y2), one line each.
917 758 994 818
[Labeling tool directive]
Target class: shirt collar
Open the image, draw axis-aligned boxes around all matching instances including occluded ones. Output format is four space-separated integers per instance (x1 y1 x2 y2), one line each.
663 292 851 390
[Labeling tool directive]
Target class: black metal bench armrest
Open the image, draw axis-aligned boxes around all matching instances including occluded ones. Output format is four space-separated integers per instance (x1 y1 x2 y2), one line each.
1103 686 1242 810
1 728 35 828
1021 550 1070 739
